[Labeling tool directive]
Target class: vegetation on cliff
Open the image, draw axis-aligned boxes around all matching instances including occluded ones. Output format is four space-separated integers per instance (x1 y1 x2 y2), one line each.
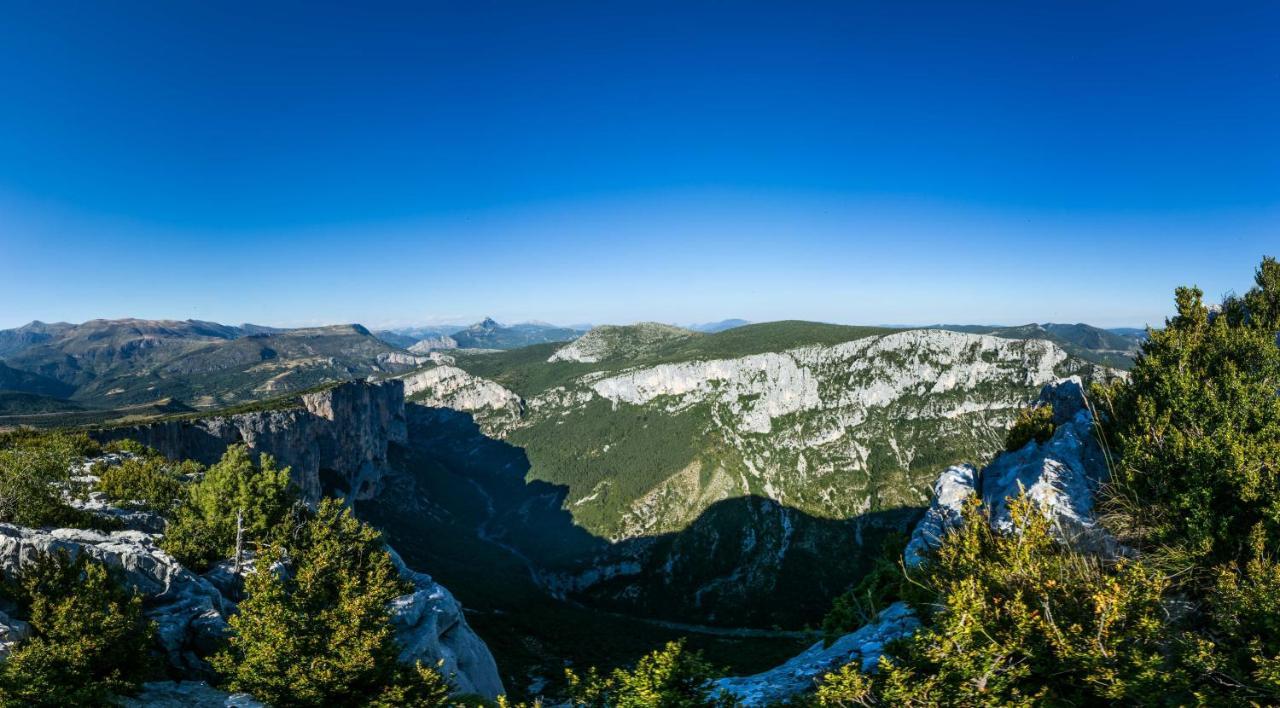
161 445 293 570
565 639 733 708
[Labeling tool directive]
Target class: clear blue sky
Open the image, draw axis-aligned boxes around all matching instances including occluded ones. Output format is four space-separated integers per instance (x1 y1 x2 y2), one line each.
1 1 1276 330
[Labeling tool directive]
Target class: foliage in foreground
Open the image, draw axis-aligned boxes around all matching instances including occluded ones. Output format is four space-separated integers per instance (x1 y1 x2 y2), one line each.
0 550 154 707
565 639 735 708
0 430 108 529
1002 403 1054 452
212 498 451 707
810 256 1280 705
161 444 294 570
1099 258 1280 567
95 453 198 513
813 497 1199 705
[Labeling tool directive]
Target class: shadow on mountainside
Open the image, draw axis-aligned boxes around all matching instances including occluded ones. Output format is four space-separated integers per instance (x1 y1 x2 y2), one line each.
356 406 810 698
359 404 924 630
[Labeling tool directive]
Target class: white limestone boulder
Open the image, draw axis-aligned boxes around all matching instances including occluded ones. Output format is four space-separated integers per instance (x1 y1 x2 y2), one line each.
714 602 919 706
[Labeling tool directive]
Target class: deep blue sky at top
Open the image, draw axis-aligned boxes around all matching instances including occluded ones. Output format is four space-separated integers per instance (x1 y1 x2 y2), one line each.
0 1 1276 329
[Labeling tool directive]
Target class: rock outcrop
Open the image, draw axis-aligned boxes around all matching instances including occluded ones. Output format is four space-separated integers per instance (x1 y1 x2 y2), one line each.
399 365 522 417
408 335 458 353
715 602 919 705
0 609 30 661
388 550 505 699
0 523 230 675
121 681 263 707
93 380 407 505
902 463 979 567
903 376 1117 561
376 351 432 368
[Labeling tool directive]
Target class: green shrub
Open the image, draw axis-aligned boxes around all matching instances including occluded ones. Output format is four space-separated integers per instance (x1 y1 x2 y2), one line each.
564 639 735 707
0 550 154 706
1003 404 1055 452
212 498 450 706
1206 526 1280 697
161 444 293 570
103 438 157 457
0 431 110 529
814 496 1200 705
96 456 195 512
1098 264 1280 567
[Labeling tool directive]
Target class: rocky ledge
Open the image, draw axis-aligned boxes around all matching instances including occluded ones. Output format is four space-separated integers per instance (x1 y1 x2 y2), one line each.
93 380 407 505
0 523 230 675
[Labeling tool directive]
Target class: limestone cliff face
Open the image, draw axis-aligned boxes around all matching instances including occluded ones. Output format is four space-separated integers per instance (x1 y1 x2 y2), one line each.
93 380 407 505
429 329 1113 543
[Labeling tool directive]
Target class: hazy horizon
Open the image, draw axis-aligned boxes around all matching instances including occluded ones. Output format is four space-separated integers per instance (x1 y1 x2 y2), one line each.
0 313 1159 335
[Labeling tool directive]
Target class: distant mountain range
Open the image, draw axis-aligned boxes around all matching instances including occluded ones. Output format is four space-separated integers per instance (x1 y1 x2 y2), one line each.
375 318 588 352
687 318 751 333
0 317 1147 426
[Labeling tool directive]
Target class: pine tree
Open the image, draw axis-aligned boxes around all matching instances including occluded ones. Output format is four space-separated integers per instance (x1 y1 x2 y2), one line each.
212 499 451 706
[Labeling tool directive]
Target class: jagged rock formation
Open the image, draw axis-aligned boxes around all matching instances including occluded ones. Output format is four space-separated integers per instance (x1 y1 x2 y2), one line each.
719 376 1115 704
982 378 1115 553
0 524 231 675
715 602 919 705
902 463 979 567
904 376 1117 562
93 380 407 505
387 549 505 698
